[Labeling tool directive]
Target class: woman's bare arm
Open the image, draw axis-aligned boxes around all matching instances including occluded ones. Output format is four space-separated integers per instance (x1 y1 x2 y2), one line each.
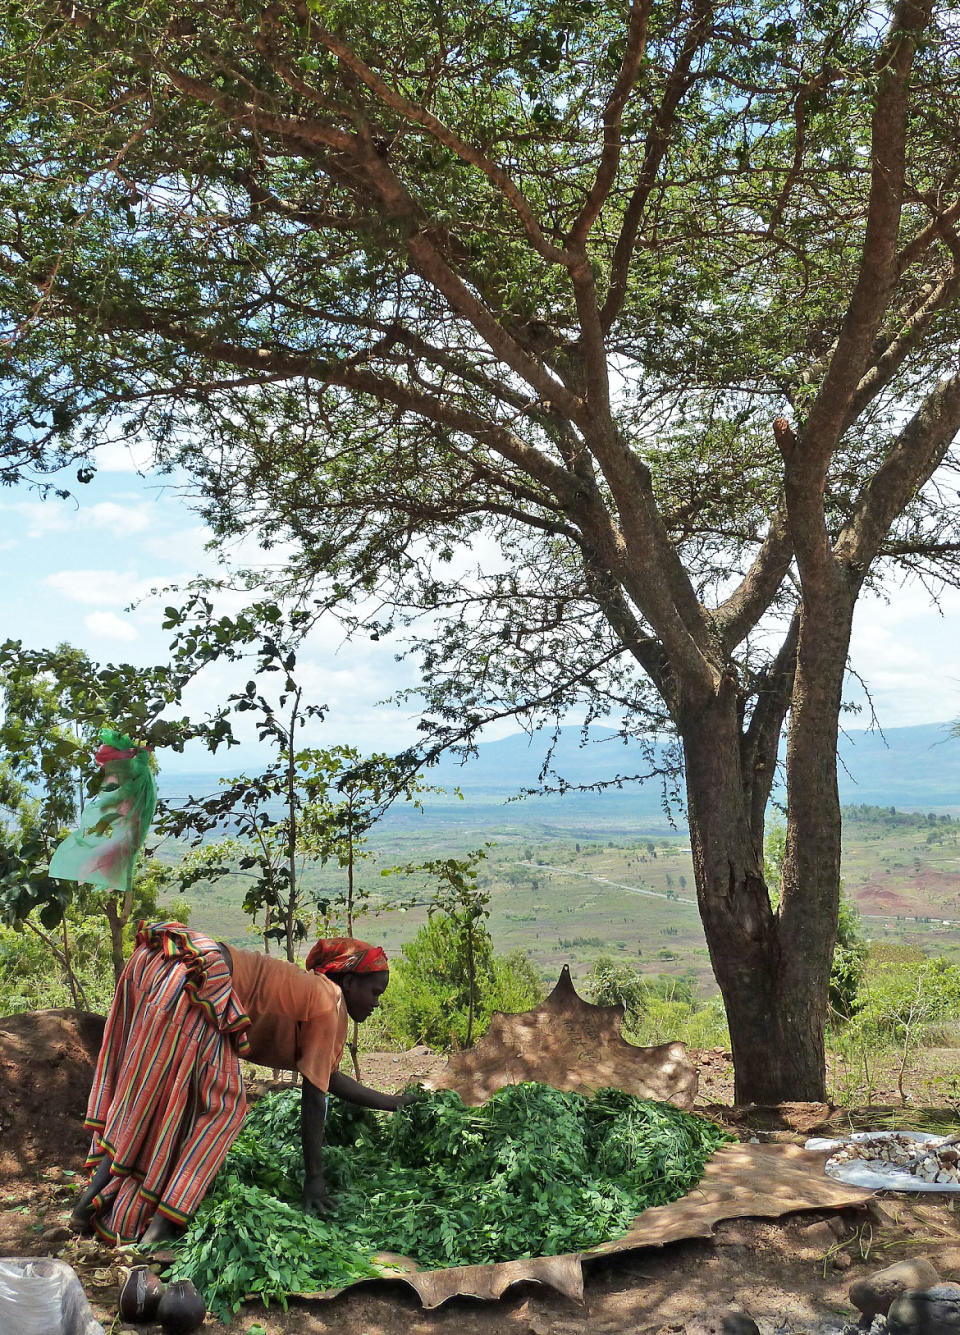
328 1068 412 1112
300 1077 330 1213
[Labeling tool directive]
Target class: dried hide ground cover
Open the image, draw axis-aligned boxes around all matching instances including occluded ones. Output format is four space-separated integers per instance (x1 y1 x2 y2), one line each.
168 1084 729 1318
426 966 698 1108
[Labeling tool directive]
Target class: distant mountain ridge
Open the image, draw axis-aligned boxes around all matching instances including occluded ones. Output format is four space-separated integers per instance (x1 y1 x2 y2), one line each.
425 721 960 810
158 722 960 828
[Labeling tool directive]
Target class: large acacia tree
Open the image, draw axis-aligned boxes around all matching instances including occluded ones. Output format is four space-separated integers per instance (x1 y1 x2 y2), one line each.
3 0 960 1100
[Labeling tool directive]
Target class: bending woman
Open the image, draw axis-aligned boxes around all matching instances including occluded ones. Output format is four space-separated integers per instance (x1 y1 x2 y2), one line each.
70 922 404 1245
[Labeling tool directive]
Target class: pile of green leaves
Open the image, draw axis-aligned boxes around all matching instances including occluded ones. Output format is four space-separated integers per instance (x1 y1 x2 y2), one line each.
170 1084 727 1318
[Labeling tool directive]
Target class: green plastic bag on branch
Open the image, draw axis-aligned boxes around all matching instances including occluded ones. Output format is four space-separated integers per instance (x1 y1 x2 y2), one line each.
170 1084 729 1319
48 729 157 894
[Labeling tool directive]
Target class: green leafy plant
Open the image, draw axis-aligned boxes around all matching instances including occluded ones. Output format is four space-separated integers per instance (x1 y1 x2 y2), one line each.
586 957 729 1049
367 912 545 1050
170 1085 729 1318
385 849 492 1045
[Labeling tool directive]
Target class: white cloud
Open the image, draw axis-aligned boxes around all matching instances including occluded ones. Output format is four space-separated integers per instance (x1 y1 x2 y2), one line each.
84 501 152 536
6 501 74 538
848 580 960 726
3 496 154 541
94 439 156 474
46 569 166 607
142 524 214 564
84 610 139 643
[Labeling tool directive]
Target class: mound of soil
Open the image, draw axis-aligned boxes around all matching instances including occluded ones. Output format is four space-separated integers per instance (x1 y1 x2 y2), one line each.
0 1008 104 1181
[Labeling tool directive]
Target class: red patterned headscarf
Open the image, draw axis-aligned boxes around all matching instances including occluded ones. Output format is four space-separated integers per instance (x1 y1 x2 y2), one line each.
306 937 388 976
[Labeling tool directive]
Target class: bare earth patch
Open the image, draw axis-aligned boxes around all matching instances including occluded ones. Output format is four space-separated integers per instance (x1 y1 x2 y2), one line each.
0 1008 105 1182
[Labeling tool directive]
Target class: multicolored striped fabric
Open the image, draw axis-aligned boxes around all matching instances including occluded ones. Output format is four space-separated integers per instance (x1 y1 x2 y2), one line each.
82 922 252 1241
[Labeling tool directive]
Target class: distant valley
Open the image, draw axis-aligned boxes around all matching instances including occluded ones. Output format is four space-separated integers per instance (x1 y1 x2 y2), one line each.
159 723 960 997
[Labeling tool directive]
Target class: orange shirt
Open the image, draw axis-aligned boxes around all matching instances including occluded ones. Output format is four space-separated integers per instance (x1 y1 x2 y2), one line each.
229 947 348 1091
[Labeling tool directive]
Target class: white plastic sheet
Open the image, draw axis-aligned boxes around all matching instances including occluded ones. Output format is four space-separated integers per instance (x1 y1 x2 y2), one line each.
805 1130 960 1193
0 1260 105 1335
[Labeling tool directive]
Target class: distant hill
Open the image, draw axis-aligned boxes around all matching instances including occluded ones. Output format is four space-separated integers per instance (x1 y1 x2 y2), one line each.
427 727 678 794
157 721 960 836
425 721 960 811
832 722 960 808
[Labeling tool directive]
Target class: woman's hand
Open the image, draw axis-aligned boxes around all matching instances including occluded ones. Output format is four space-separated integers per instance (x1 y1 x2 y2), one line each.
302 1172 332 1216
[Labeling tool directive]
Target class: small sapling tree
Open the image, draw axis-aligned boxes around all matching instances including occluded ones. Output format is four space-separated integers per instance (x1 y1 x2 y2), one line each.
159 602 440 1066
387 849 491 1047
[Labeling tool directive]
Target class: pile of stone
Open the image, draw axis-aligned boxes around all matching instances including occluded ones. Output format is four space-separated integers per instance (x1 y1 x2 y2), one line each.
828 1133 960 1185
842 1257 960 1333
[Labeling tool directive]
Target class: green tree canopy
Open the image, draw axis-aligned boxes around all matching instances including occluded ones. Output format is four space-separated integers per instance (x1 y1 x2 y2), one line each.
2 0 959 1099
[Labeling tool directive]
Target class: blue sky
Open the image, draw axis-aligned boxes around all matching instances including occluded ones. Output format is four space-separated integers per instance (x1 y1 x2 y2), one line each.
0 441 430 769
2 443 959 773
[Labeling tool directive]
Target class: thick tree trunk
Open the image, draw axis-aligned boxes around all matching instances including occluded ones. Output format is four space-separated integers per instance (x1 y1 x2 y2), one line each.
681 675 830 1103
776 590 856 1082
681 584 857 1104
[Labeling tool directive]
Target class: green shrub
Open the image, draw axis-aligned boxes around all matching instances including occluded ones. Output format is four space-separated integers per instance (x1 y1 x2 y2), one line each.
0 916 115 1015
630 995 729 1048
368 916 545 1050
586 958 729 1049
828 893 868 1020
845 957 960 1046
830 943 867 1021
827 954 960 1103
0 884 192 1017
587 956 651 1016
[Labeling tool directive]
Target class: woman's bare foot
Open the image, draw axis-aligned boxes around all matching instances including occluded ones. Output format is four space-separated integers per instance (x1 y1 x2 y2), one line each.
140 1214 183 1247
70 1159 112 1233
67 1210 94 1235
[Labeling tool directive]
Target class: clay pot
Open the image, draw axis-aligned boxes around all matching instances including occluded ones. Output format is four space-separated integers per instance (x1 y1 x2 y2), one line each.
118 1266 164 1322
157 1278 207 1334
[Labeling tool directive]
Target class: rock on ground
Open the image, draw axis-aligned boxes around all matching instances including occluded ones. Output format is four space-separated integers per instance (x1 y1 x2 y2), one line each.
888 1282 960 1334
849 1258 941 1320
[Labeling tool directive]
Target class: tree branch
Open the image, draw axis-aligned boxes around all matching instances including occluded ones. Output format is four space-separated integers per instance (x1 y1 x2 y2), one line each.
28 268 588 509
579 547 673 703
567 0 651 246
308 22 570 266
798 0 935 464
837 372 960 573
895 195 960 277
786 194 960 403
600 0 715 332
61 1 356 156
844 258 960 427
350 137 586 420
714 507 793 652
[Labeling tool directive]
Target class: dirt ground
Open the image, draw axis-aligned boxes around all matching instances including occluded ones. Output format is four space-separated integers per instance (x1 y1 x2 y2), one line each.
3 1010 960 1335
0 1009 105 1181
